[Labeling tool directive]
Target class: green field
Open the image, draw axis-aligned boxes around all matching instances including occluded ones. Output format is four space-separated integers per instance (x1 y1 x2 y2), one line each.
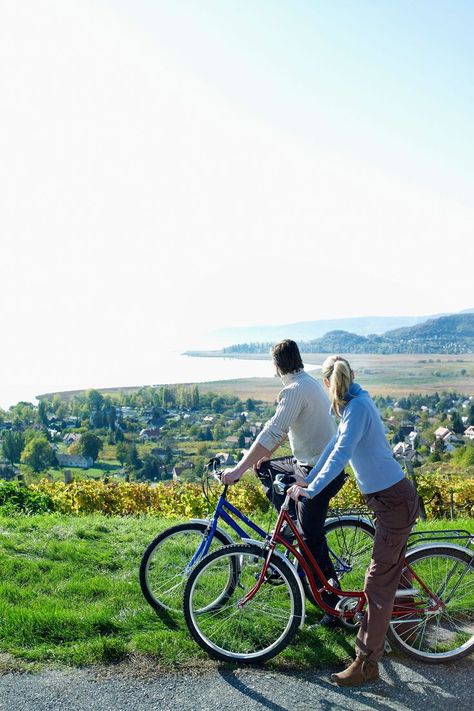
197 353 474 401
1 514 473 671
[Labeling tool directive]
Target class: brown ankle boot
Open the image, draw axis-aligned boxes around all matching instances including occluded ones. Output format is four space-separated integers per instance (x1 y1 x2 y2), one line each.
330 657 380 687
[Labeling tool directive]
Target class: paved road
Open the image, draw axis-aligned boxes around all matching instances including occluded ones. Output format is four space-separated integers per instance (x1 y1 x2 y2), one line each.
1 656 473 711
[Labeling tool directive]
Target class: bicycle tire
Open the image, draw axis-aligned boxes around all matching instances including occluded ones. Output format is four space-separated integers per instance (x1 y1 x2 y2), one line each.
302 517 375 606
387 545 474 662
183 543 303 663
139 522 233 614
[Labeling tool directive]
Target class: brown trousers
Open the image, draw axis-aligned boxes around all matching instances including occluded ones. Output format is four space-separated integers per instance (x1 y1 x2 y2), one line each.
356 477 420 662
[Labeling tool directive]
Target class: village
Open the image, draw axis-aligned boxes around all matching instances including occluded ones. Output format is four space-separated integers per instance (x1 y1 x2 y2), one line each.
1 385 473 487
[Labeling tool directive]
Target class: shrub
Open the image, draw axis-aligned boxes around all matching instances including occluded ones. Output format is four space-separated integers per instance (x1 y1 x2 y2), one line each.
0 472 471 519
0 480 55 514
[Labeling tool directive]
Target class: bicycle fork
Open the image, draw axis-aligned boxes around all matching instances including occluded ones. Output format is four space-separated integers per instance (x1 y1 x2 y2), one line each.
237 543 277 608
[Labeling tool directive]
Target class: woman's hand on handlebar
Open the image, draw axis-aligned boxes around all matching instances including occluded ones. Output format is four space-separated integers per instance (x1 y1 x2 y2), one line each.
221 467 242 485
289 472 307 487
287 483 311 501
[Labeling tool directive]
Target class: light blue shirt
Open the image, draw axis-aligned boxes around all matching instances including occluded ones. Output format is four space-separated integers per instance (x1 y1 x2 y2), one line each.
305 383 405 497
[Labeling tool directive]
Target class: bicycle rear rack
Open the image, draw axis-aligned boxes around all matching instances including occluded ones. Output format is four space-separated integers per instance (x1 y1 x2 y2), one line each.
407 529 474 548
328 507 372 517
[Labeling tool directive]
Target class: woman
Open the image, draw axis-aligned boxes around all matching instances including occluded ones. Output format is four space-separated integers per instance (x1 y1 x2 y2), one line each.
287 355 419 688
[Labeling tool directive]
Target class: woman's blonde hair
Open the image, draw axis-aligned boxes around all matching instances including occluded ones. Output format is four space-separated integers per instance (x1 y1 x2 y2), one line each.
322 355 354 416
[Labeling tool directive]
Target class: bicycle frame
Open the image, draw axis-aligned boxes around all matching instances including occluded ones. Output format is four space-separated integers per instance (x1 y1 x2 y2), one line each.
239 494 447 623
186 483 268 571
187 480 364 578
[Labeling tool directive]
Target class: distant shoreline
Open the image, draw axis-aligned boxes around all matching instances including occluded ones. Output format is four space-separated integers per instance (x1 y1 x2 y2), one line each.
183 350 272 360
37 352 474 402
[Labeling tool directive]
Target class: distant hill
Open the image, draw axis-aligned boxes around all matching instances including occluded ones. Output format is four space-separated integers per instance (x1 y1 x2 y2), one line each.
211 314 445 345
385 314 474 340
305 314 474 354
223 313 474 355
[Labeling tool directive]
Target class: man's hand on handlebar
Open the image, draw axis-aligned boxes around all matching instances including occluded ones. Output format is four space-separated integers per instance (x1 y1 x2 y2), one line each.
287 483 311 502
221 467 242 485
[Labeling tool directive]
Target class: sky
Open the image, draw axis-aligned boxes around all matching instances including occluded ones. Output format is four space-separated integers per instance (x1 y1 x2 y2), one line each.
1 0 474 403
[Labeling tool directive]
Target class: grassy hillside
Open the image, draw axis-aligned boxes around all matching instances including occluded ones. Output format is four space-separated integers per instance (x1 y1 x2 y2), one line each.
1 514 473 671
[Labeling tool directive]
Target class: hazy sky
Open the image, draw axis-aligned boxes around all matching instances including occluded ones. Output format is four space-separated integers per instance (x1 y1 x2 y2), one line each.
1 1 474 401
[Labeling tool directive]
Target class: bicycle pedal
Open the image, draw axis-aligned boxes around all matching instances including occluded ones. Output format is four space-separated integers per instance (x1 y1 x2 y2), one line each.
384 638 392 654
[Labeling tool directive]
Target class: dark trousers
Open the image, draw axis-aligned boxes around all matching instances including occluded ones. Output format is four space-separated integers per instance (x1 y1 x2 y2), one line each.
356 477 420 662
256 457 346 599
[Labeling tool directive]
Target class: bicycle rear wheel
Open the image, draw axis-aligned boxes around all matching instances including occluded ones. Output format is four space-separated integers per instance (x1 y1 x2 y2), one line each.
139 522 233 614
183 543 304 663
326 518 374 589
387 545 474 662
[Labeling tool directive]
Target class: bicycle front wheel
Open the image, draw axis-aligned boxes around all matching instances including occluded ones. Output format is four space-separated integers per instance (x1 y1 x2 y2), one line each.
387 545 474 662
139 522 233 614
183 543 304 663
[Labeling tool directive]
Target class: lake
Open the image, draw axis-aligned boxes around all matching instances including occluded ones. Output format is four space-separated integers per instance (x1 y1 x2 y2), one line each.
0 352 300 410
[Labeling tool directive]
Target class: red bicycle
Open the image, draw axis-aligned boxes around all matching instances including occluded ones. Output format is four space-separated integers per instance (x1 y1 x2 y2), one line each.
183 488 474 663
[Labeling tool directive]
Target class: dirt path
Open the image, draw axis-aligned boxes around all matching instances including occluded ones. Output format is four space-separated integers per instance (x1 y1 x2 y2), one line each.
0 656 472 711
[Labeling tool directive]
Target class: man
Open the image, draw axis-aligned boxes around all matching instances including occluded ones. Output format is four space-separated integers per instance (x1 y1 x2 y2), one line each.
221 339 346 625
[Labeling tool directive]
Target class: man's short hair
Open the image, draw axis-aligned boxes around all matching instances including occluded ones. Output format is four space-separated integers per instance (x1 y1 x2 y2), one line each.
271 339 304 375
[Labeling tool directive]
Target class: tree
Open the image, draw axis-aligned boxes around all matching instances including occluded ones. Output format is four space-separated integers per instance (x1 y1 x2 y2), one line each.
37 400 49 428
116 441 128 466
78 433 103 462
245 398 256 412
450 411 465 435
104 402 116 430
126 443 141 469
55 402 67 421
21 436 54 472
467 404 474 427
87 389 105 413
87 389 105 428
1 430 25 465
140 454 161 481
149 406 163 426
9 402 36 427
212 425 224 441
463 443 474 466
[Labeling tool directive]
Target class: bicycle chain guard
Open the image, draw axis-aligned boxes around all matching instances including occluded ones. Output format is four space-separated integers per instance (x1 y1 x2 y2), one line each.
335 596 364 630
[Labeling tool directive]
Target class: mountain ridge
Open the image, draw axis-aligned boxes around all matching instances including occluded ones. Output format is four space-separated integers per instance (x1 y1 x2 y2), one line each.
210 312 453 345
218 312 474 355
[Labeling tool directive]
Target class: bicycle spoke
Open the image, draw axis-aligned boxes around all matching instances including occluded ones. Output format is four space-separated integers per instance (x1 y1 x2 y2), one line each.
184 544 302 662
140 523 233 613
389 547 474 661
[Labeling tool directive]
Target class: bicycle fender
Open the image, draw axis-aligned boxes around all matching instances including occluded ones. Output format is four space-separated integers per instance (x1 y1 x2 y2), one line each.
325 515 374 529
405 541 474 558
189 519 234 546
241 537 306 628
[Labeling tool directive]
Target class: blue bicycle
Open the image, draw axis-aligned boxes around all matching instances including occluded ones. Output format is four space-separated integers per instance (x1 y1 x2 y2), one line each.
139 457 375 614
